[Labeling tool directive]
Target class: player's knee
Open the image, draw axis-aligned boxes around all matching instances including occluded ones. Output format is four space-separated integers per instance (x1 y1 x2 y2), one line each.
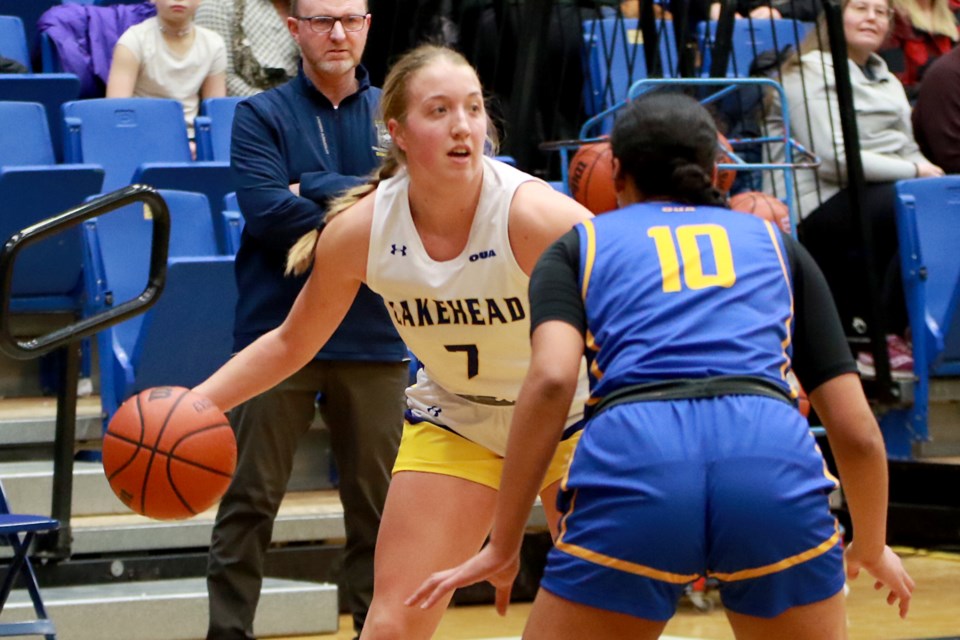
356 614 403 640
360 605 429 640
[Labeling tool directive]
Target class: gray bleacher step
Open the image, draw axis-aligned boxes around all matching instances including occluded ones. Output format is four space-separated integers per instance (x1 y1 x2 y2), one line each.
2 577 338 640
68 491 348 555
58 491 545 556
917 380 960 458
0 396 103 446
0 460 125 517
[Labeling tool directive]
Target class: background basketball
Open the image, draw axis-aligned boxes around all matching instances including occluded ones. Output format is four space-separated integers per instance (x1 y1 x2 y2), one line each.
714 132 735 195
729 190 791 233
103 386 236 520
568 141 618 214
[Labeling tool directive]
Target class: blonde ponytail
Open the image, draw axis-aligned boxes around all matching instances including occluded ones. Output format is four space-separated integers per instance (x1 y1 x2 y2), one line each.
284 156 402 276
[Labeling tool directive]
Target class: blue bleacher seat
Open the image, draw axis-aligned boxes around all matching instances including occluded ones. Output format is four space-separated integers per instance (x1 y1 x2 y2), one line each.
0 74 81 162
881 177 960 457
0 15 29 68
1 167 105 312
0 0 58 65
61 97 240 251
222 191 238 213
0 102 104 313
697 18 815 78
896 177 960 377
0 481 58 639
37 32 60 74
61 98 191 190
0 102 54 165
195 96 245 162
581 17 679 116
83 189 237 422
221 192 243 256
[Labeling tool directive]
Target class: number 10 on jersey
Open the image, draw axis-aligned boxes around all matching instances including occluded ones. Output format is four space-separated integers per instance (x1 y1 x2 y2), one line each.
647 224 737 292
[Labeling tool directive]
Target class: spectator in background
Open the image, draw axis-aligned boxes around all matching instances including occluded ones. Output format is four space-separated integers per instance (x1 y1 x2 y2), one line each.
195 0 301 96
879 0 959 100
765 0 943 376
912 45 960 172
107 0 227 140
203 1 408 639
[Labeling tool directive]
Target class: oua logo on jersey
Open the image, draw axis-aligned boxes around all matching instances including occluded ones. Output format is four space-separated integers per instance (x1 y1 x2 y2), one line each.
385 297 526 327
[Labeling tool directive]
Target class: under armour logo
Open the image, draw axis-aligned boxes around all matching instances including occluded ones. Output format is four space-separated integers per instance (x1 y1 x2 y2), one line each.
391 244 408 256
426 405 441 417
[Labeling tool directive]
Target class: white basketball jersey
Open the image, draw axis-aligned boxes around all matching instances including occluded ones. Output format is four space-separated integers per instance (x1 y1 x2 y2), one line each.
366 157 587 454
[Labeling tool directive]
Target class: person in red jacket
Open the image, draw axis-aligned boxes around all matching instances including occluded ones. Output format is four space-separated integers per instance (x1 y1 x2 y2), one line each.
879 0 960 100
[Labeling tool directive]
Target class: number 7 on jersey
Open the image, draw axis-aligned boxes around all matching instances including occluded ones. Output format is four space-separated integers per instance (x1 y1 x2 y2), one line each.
445 344 479 378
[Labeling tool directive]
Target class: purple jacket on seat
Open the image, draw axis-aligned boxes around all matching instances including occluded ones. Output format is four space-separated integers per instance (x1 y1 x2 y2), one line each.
36 2 156 98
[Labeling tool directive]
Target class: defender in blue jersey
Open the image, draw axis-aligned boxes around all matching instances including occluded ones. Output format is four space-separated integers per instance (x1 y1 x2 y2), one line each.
409 93 914 639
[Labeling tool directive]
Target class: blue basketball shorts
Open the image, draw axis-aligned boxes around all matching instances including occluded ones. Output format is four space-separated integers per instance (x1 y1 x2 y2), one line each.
541 395 845 621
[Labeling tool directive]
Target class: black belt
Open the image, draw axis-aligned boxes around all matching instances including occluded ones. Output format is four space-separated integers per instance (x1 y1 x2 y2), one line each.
592 375 794 417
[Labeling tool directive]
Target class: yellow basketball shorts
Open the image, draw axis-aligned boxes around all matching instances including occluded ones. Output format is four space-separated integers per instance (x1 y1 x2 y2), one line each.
393 420 581 491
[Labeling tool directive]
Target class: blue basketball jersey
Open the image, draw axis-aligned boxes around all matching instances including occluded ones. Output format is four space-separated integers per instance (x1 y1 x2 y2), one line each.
576 203 797 409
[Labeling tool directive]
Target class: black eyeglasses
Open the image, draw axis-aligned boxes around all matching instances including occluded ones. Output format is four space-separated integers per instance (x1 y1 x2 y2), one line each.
296 14 369 34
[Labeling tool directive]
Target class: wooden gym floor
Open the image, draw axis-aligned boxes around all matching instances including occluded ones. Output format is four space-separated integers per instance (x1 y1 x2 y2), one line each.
279 549 960 640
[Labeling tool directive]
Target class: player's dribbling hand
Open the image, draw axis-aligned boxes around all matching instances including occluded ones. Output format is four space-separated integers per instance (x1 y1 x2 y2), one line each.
404 544 521 616
845 542 915 619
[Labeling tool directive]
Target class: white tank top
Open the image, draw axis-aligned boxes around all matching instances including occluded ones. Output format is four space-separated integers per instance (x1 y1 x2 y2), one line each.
366 157 588 454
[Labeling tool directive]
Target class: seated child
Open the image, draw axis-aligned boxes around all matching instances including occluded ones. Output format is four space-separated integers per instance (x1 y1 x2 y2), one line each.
107 0 226 142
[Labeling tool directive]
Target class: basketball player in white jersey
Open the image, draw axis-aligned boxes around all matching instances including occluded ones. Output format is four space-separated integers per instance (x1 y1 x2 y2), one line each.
194 43 593 639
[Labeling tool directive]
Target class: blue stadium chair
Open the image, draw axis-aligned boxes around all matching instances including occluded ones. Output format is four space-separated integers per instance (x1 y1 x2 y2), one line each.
697 19 815 77
0 1 57 65
0 74 81 162
881 177 960 457
222 191 238 213
0 16 29 68
61 98 191 191
37 33 60 74
0 481 58 639
221 192 243 256
61 98 240 251
83 189 237 422
0 102 104 313
0 102 55 166
581 17 679 116
194 96 245 162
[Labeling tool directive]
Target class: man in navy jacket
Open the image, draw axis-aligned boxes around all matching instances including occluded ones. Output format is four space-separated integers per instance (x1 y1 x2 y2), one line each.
206 1 407 638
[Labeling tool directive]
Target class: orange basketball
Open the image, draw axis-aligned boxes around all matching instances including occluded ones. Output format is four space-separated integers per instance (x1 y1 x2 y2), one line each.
568 142 617 214
729 191 791 233
714 133 735 195
103 386 236 520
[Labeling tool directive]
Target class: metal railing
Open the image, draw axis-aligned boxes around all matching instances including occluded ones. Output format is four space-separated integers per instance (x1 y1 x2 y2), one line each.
0 184 169 558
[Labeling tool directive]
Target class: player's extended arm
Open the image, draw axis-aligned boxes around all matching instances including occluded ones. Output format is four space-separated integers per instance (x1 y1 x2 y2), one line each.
406 320 584 615
193 203 369 413
809 373 915 618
